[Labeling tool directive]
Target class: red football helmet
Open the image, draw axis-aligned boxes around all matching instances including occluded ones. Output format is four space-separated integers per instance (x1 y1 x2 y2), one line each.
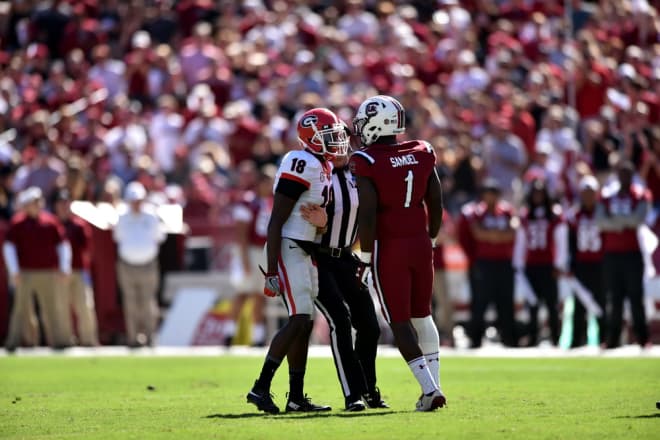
297 108 349 159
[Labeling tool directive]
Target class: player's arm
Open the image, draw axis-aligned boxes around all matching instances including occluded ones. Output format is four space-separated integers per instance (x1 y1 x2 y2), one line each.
356 175 378 257
425 167 444 243
266 179 306 274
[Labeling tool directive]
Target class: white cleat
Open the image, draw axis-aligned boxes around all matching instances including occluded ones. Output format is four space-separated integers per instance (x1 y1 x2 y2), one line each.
415 389 447 412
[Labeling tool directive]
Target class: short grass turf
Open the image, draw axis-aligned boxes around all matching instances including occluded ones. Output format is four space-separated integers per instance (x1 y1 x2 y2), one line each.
0 356 658 439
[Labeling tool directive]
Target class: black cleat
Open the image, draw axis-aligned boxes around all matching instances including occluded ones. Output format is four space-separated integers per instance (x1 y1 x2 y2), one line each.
345 399 367 412
285 394 332 412
363 387 389 409
247 385 280 414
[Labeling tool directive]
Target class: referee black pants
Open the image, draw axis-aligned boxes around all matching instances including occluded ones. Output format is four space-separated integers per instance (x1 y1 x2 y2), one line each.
314 252 381 404
571 261 607 347
604 251 648 347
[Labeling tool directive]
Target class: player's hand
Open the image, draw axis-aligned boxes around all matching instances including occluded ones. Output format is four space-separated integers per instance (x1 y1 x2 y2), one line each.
356 261 371 289
263 272 282 297
11 273 20 287
300 203 327 228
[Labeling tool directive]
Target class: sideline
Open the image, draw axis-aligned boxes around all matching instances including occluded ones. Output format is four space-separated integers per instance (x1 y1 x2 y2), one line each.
1 344 659 358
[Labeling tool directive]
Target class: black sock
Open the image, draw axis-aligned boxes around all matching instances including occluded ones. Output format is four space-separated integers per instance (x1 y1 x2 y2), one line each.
288 369 305 401
255 356 281 391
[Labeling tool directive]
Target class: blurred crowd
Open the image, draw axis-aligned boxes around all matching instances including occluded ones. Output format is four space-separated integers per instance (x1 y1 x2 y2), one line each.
0 0 657 222
0 0 659 347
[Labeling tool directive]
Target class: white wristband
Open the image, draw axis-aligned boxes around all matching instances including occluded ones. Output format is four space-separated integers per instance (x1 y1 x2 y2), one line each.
360 252 372 264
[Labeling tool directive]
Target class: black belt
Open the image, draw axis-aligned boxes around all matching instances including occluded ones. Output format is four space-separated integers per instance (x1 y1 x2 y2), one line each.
317 246 352 258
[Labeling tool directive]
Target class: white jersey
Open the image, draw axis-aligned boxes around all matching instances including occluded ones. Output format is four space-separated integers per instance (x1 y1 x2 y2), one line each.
275 149 333 242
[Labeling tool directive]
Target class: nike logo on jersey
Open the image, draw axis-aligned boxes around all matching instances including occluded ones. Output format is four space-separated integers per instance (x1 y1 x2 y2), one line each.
389 154 419 168
289 245 298 249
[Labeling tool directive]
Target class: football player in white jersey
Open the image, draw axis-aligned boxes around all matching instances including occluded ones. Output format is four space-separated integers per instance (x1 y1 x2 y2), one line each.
247 108 349 414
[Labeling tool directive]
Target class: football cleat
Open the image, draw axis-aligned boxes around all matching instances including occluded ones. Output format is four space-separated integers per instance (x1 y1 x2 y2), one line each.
415 389 446 412
285 394 332 412
363 388 389 409
246 384 280 414
345 399 367 412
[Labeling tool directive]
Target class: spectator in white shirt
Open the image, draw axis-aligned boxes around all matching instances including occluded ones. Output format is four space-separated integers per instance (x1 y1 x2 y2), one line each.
113 182 166 347
149 95 184 175
337 0 379 41
88 44 127 99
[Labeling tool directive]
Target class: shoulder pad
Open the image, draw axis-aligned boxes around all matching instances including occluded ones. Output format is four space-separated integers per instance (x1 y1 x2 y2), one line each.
352 150 375 164
419 140 434 154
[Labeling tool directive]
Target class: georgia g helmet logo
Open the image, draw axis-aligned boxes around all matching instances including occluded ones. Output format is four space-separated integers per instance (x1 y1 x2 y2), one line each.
365 102 379 117
300 114 318 128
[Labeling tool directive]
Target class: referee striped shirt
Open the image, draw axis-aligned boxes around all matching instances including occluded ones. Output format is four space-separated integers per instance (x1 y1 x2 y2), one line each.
320 166 359 249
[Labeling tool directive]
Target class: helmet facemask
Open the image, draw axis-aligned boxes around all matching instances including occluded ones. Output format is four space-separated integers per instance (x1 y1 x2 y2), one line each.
301 122 349 158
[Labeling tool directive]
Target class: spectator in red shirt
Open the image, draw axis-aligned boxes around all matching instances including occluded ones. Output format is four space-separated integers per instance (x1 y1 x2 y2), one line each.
3 187 72 351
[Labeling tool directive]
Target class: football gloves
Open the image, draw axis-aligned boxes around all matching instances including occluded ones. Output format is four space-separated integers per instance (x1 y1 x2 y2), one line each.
259 265 282 297
356 261 371 289
263 272 282 297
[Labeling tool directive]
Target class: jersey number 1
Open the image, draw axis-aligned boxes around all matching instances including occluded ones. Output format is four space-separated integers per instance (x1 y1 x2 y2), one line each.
404 170 413 208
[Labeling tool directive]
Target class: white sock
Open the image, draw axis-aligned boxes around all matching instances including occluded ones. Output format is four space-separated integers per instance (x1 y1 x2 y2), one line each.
411 316 442 390
252 323 265 344
224 320 237 337
424 352 441 391
408 356 438 395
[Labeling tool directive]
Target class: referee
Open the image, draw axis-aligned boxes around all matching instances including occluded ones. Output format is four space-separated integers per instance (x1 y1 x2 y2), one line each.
302 153 387 412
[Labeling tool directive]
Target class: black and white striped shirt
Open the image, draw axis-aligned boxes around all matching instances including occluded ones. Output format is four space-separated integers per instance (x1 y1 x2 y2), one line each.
320 166 359 249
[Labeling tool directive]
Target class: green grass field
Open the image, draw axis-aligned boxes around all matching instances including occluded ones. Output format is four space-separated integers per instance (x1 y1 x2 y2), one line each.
0 355 658 439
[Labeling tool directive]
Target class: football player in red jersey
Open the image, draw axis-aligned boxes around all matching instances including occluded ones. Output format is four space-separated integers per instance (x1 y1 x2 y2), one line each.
566 176 606 347
513 179 567 346
596 161 651 348
350 95 446 412
467 179 518 348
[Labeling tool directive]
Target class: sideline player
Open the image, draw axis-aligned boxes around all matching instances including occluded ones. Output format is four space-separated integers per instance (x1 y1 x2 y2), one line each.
350 95 446 411
246 108 348 414
225 164 276 347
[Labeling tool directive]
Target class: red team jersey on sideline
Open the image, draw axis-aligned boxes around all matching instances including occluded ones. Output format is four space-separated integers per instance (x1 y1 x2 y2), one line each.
518 207 563 266
235 190 273 247
566 207 604 264
350 140 437 323
601 185 651 253
470 201 516 261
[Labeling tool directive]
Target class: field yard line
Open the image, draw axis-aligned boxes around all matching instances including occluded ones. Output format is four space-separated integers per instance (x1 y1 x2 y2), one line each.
1 344 659 358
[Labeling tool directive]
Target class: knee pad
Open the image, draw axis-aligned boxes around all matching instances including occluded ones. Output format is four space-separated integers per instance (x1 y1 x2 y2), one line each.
411 316 440 354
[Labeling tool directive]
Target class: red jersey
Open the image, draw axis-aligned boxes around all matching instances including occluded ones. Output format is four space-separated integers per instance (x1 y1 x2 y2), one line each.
457 202 477 265
5 211 66 270
350 140 437 239
471 201 515 261
567 207 603 264
601 185 651 253
62 216 91 270
233 191 273 247
518 206 563 266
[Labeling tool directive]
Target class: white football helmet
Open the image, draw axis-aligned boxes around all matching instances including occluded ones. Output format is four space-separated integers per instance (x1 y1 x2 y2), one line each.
353 95 405 146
